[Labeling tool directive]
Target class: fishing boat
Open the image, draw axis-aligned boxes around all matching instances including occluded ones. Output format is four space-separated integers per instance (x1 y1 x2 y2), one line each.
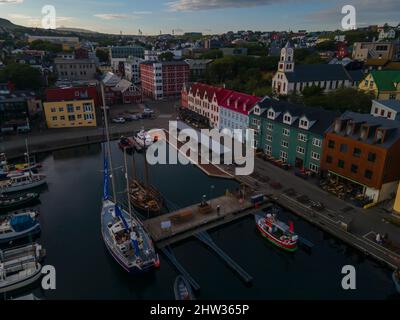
100 83 160 273
0 211 41 244
0 243 45 294
134 129 154 148
0 171 46 194
393 269 400 294
255 211 298 252
118 136 135 151
0 193 40 212
174 275 195 300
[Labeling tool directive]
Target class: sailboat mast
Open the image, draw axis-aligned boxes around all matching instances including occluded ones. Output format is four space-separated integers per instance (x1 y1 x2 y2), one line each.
144 153 149 189
100 82 117 202
123 148 134 233
131 152 137 181
25 138 30 168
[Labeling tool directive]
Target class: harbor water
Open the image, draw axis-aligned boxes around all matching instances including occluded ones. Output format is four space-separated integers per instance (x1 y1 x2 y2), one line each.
3 142 399 300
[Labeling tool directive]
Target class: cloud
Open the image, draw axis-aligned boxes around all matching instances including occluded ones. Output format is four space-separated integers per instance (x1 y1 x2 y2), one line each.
0 0 23 3
132 11 152 15
8 13 73 27
166 0 288 11
94 13 130 20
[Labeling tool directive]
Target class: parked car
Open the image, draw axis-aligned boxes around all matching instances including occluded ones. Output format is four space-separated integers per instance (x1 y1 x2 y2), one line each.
112 117 126 124
143 108 154 115
124 114 140 121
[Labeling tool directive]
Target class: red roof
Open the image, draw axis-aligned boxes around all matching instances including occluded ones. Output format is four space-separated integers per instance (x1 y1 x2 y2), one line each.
188 82 232 104
220 91 261 116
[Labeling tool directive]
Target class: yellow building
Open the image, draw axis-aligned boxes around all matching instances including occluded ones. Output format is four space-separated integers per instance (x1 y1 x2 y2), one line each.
395 184 400 215
359 70 400 100
43 99 97 128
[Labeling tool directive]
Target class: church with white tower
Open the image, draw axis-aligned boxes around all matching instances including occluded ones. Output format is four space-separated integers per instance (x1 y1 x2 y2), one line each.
272 42 362 96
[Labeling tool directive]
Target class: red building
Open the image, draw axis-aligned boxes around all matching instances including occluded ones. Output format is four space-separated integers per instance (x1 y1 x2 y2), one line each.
45 86 100 106
336 42 349 59
74 48 89 60
140 61 189 100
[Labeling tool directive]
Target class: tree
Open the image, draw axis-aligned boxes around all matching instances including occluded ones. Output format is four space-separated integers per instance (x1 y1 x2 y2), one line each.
96 49 109 63
159 51 174 61
200 49 223 59
0 63 43 89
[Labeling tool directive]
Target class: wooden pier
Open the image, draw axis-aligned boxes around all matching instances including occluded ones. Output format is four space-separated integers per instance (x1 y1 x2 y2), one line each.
144 194 270 248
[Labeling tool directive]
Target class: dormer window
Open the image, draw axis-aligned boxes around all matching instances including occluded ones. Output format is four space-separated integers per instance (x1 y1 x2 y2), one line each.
283 113 292 125
299 116 309 130
253 106 261 115
267 109 275 120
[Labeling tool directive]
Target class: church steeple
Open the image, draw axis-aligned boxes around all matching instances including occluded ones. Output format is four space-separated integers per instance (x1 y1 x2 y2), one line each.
278 41 294 73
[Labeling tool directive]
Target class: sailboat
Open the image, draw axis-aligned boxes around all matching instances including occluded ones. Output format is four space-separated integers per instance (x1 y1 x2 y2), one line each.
100 83 160 273
129 152 163 215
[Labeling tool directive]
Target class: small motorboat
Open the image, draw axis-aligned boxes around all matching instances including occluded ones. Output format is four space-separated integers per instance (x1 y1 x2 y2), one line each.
393 269 400 294
0 193 40 212
0 171 46 194
174 275 195 300
118 136 135 151
0 243 45 294
0 211 41 244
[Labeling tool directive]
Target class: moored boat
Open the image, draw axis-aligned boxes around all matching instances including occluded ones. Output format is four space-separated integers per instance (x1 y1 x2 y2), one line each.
0 243 45 294
0 193 40 212
0 211 41 244
174 275 195 300
393 269 400 294
255 212 298 252
134 129 154 148
130 180 162 215
0 171 46 194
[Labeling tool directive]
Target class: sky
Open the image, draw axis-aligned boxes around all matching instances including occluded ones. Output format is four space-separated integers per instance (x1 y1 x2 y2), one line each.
0 0 399 35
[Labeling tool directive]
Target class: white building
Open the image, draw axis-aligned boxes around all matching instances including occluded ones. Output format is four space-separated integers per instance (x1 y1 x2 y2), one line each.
371 100 400 121
124 56 144 84
272 42 361 95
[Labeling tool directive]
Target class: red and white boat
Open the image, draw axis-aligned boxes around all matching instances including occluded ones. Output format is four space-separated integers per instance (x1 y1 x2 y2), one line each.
255 212 298 252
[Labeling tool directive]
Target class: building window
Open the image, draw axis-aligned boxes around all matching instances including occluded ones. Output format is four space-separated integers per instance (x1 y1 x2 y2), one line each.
365 170 373 180
281 140 289 148
67 105 74 113
265 145 272 156
267 110 275 120
60 116 65 120
353 147 362 158
368 152 376 162
266 134 272 142
297 146 305 154
267 123 273 131
50 107 56 112
59 107 64 112
298 133 307 142
280 151 288 162
338 159 345 169
340 144 348 153
283 114 292 124
309 163 319 173
311 152 320 161
328 140 335 149
312 138 322 147
299 119 309 129
83 103 93 112
282 128 290 136
68 115 76 121
351 164 358 174
52 116 57 121
326 155 333 164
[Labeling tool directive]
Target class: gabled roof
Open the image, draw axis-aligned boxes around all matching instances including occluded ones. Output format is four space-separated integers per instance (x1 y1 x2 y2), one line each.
220 91 261 116
285 64 352 83
370 70 400 91
112 79 132 93
256 97 339 136
188 82 232 103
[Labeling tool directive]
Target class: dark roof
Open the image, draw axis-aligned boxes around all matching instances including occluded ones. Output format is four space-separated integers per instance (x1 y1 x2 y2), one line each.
347 69 364 82
285 64 351 82
140 60 188 66
327 111 400 149
257 97 339 136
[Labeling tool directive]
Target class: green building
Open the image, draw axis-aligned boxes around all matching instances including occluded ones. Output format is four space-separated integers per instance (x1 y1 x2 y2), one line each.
249 98 338 174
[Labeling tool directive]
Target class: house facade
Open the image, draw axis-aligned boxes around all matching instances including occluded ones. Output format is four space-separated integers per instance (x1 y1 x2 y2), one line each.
124 56 143 84
272 42 359 95
352 42 397 62
249 98 338 174
54 58 97 81
359 70 400 100
43 99 97 128
321 112 400 203
140 61 189 100
371 100 400 120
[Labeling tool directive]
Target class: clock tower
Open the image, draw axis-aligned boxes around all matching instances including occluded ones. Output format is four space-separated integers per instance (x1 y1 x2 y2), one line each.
278 42 294 73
